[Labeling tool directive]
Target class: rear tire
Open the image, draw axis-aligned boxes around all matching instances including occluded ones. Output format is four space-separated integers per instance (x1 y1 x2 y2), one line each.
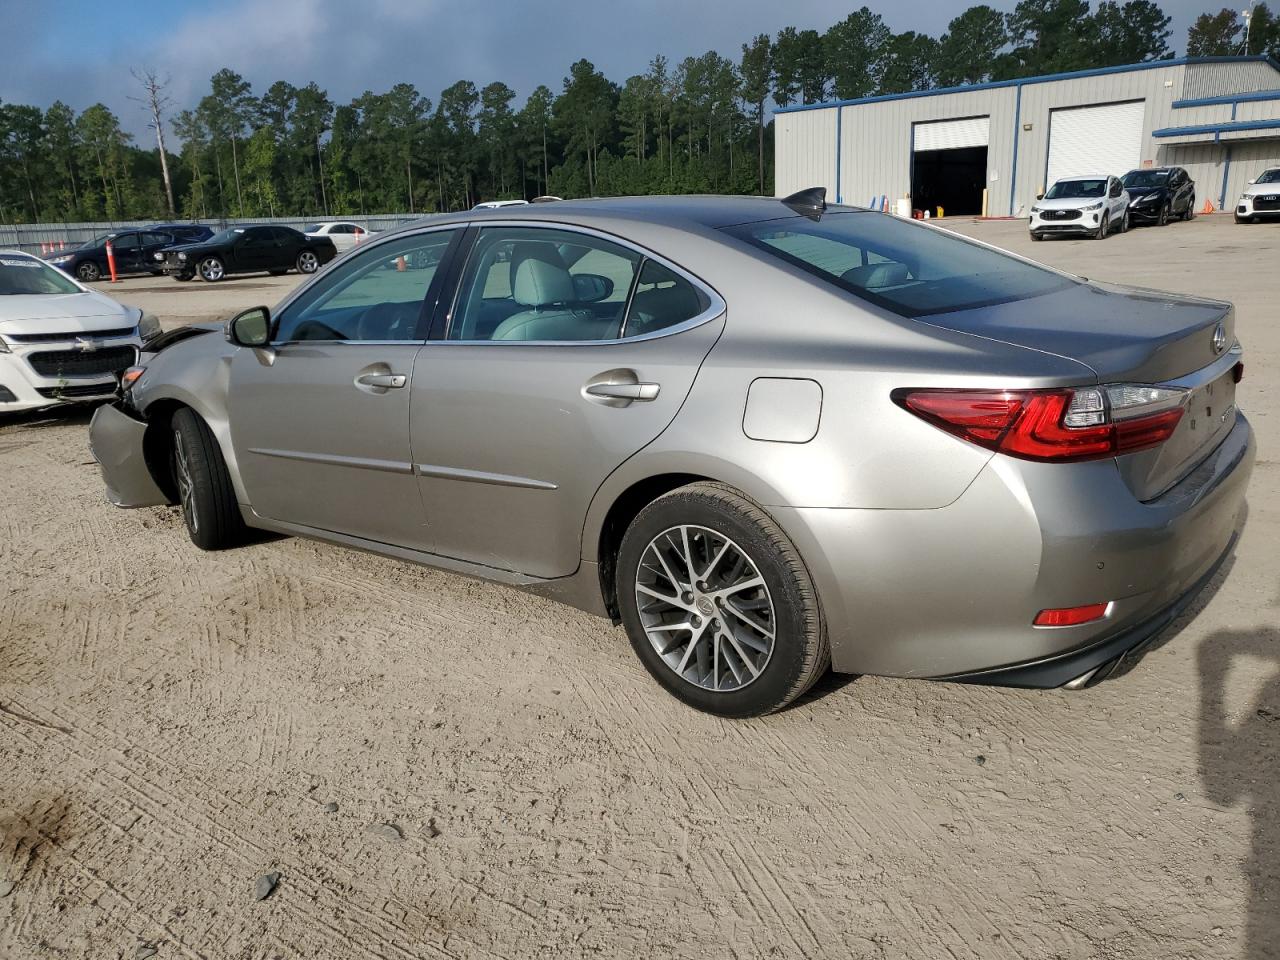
1183 195 1195 221
616 482 829 717
1120 210 1130 233
297 250 319 274
171 408 246 551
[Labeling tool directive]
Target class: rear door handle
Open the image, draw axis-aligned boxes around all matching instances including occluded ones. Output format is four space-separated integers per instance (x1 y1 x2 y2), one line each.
355 373 406 389
584 382 660 401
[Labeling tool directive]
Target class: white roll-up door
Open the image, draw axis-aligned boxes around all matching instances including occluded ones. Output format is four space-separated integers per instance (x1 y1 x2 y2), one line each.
1047 101 1145 184
913 117 990 151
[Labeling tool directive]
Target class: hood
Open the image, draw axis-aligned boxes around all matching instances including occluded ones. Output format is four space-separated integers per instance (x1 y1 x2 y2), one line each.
1242 180 1280 197
1035 196 1107 211
0 292 132 333
163 240 213 253
915 280 1232 384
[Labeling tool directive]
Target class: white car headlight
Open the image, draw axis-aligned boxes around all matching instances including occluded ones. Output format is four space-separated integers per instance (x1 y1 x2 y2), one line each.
177 252 187 261
153 252 164 260
1030 206 1042 214
1084 201 1104 211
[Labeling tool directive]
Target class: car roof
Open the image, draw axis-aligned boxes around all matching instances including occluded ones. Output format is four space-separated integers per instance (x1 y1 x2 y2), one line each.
1055 174 1111 182
463 194 834 229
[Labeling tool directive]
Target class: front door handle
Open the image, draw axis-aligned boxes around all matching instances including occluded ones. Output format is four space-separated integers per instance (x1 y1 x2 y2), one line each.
584 382 660 402
355 373 406 389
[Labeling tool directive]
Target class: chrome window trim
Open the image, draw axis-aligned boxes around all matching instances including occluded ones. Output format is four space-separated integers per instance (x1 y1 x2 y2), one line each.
268 223 460 347
438 219 726 347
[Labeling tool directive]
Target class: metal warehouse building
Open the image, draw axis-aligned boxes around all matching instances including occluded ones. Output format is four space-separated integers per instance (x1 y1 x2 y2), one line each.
775 56 1280 218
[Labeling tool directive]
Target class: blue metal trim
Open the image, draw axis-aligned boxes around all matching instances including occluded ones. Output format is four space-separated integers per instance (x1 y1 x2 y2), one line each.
1009 83 1023 216
835 107 842 204
1173 88 1280 108
1153 118 1280 137
1220 146 1232 209
774 56 1278 115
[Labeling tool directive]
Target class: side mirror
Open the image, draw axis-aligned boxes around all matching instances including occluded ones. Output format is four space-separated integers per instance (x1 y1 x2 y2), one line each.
1036 192 1045 200
226 306 271 347
1248 178 1257 185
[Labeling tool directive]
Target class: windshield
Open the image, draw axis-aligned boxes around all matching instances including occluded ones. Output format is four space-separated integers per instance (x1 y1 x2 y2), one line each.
79 233 114 249
1122 170 1170 188
723 211 1074 318
1045 179 1106 199
1257 169 1280 184
304 224 325 233
208 228 243 244
0 255 82 294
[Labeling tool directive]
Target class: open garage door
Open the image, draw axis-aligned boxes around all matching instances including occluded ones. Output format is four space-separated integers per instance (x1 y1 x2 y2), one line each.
911 117 989 216
1047 101 1145 185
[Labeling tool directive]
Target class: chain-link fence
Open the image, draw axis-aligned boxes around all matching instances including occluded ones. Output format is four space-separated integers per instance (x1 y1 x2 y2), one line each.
0 214 427 256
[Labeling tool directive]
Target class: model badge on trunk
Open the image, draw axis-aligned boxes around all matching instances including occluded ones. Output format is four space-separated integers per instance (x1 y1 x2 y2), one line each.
1212 323 1227 354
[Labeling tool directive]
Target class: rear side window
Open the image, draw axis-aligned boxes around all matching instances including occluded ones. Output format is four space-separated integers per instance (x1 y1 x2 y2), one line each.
723 212 1073 318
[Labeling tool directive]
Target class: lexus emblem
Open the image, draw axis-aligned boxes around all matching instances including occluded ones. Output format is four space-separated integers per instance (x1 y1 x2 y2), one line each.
1212 323 1227 354
73 336 98 354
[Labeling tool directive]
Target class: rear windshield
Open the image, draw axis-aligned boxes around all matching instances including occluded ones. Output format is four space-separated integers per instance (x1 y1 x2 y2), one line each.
0 255 81 294
1122 170 1169 188
1045 179 1106 199
304 224 324 233
722 212 1073 318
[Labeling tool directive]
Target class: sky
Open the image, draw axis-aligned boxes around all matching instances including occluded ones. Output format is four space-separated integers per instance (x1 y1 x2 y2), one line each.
1 0 1221 139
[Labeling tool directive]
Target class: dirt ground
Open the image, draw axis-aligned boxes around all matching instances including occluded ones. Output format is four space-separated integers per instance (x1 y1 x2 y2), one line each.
1 214 1277 960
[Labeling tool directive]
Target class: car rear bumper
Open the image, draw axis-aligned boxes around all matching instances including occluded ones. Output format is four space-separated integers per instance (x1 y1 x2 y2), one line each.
772 413 1255 684
88 402 172 507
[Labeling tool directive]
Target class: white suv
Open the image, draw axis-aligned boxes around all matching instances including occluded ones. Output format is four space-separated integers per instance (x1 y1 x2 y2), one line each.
1030 175 1130 240
1236 168 1280 223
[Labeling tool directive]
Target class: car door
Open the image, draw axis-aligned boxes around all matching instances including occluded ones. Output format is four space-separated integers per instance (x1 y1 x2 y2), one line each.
409 223 726 579
110 232 143 273
1175 169 1193 213
227 227 462 547
272 227 305 268
233 228 276 273
140 232 172 270
1108 177 1127 222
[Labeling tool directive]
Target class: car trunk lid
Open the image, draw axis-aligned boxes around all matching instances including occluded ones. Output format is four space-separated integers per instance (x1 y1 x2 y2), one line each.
917 279 1238 499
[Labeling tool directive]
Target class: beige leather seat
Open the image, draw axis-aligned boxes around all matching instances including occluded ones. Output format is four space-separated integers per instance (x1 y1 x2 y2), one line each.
492 259 614 341
840 261 910 289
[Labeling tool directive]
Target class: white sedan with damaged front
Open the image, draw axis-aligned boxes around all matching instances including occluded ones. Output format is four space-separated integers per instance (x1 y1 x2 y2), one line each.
0 251 151 413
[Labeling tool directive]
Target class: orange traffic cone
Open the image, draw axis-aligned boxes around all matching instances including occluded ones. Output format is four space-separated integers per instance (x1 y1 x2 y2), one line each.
1201 198 1215 215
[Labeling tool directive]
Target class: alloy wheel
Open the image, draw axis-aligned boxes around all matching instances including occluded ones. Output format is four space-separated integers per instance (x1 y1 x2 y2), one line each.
199 258 224 281
298 251 318 273
78 262 99 282
174 431 198 535
634 524 776 692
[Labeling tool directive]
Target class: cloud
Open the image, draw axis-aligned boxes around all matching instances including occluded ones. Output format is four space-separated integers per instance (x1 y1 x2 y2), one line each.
3 0 1214 140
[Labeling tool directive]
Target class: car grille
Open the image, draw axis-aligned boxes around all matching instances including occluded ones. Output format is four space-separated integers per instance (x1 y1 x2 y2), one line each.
1254 196 1280 211
1041 209 1082 221
35 383 119 399
5 326 135 344
26 345 136 378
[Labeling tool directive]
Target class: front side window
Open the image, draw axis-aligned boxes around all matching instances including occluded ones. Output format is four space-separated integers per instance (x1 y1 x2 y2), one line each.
1109 179 1122 197
724 211 1073 318
1045 179 1106 199
273 230 455 343
449 226 707 342
111 233 140 250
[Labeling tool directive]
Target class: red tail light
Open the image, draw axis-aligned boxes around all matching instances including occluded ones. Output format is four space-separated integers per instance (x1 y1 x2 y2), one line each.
1034 602 1110 627
893 386 1185 463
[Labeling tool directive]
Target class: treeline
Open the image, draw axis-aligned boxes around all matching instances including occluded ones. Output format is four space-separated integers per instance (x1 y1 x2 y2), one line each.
2 1 1278 224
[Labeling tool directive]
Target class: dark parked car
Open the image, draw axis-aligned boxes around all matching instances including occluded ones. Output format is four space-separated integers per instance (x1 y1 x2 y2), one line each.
1121 167 1196 225
145 223 215 244
159 225 337 282
46 229 180 282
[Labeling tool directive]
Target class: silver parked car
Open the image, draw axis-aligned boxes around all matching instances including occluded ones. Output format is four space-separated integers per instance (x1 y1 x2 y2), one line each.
89 191 1254 717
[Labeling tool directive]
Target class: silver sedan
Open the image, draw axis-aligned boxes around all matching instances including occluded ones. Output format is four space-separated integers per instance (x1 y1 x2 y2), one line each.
89 191 1255 717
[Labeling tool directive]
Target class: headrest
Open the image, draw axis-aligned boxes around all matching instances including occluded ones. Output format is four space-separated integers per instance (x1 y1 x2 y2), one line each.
513 258 575 307
840 261 909 289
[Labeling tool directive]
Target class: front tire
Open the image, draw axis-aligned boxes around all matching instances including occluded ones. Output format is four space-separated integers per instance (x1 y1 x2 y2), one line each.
173 271 193 282
1094 214 1109 240
171 408 246 551
616 483 829 717
297 250 319 274
198 256 225 282
1157 203 1169 226
1236 214 1253 224
77 261 101 282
